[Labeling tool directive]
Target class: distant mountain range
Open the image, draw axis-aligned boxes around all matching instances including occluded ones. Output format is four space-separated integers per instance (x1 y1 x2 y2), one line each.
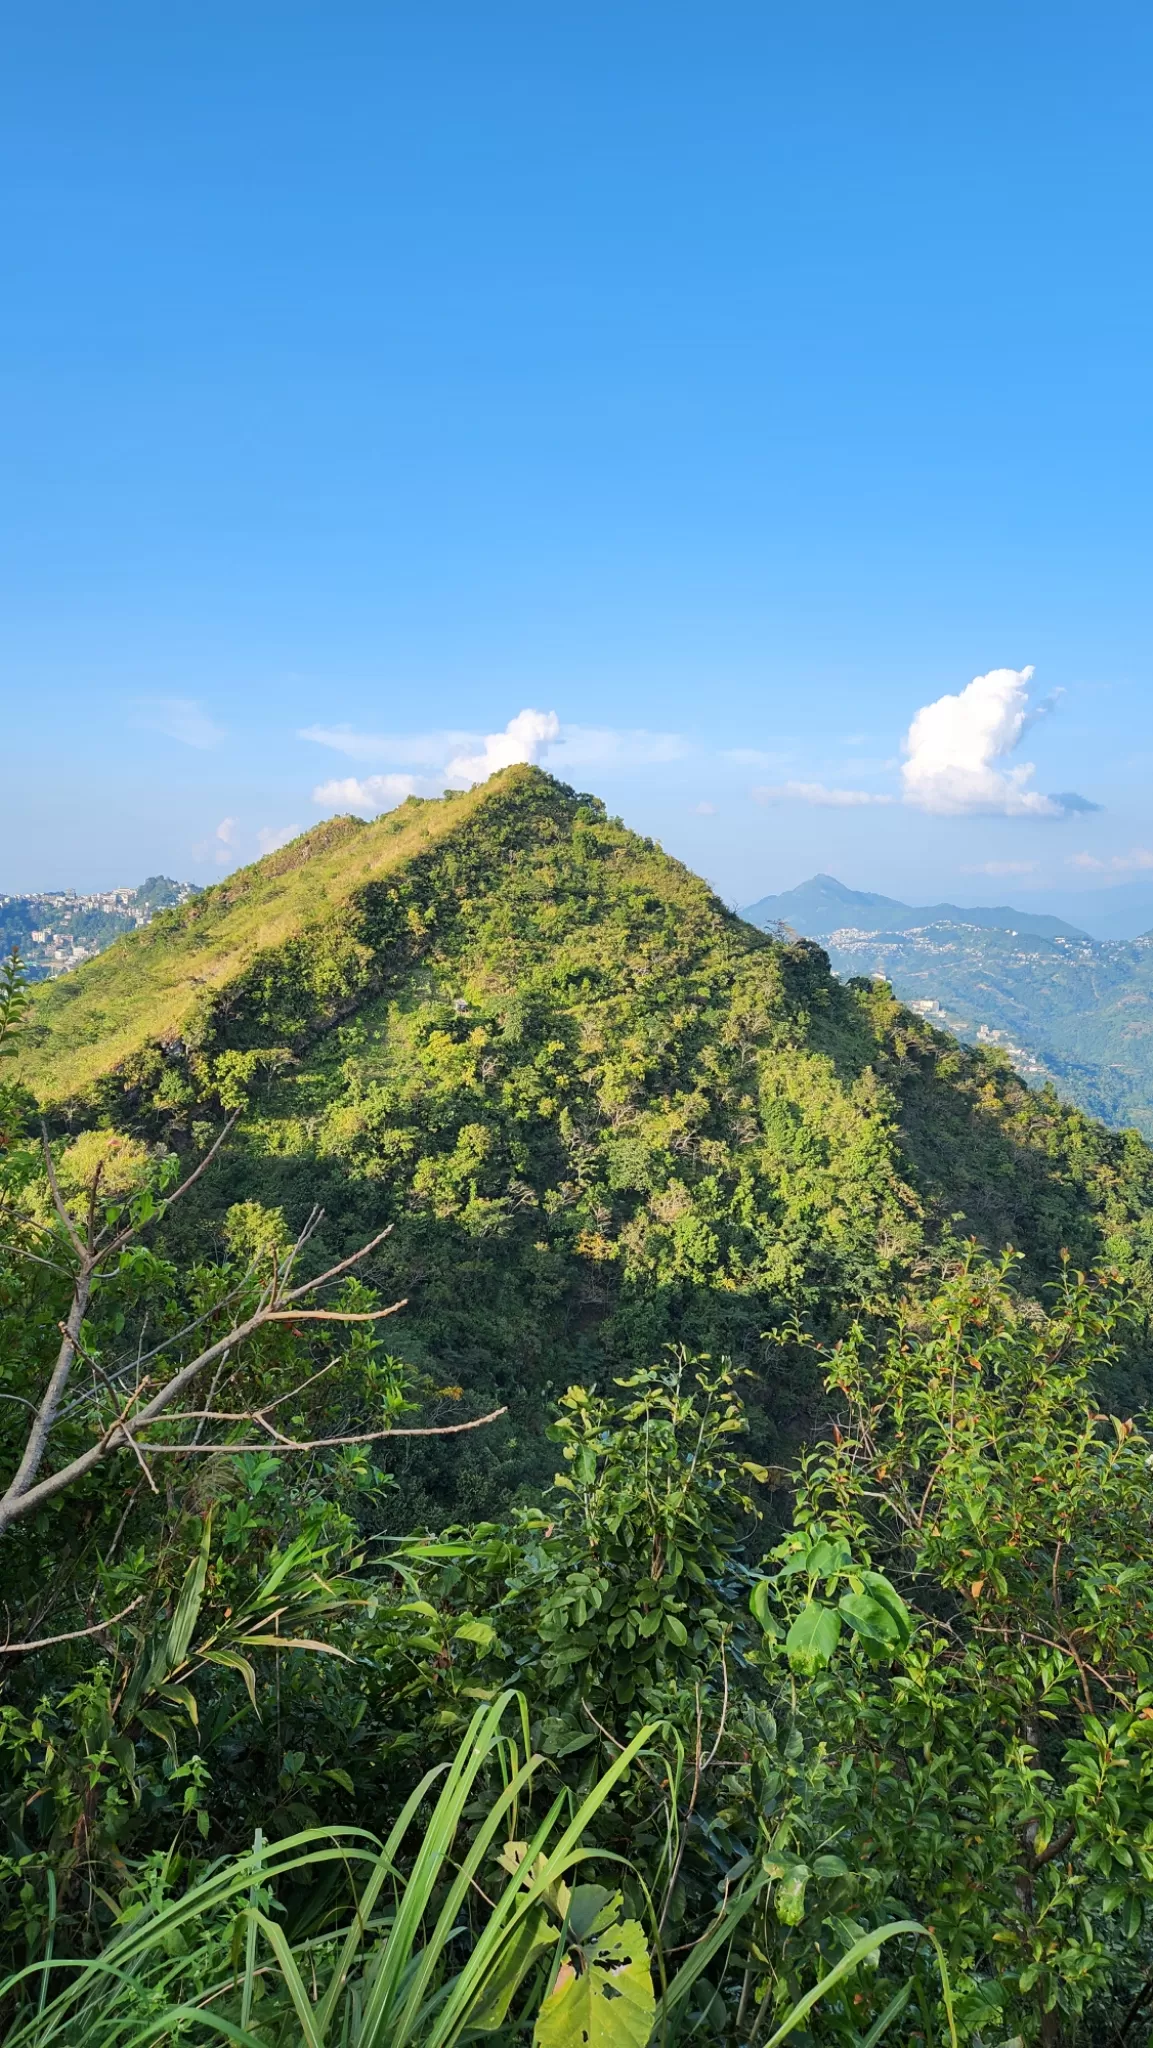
743 875 1153 1138
744 874 1091 942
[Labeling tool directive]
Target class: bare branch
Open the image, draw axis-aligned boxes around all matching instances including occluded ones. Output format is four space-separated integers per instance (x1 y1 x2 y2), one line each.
0 1162 423 1540
279 1224 395 1305
128 1407 508 1454
40 1125 84 1260
99 1110 242 1263
276 1204 324 1290
155 1109 242 1214
261 1299 406 1325
1 1258 95 1513
3 1244 74 1277
0 1594 145 1655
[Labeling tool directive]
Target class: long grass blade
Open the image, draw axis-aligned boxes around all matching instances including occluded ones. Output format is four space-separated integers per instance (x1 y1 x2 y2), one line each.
761 1920 928 2048
860 1980 913 2046
249 1908 325 2048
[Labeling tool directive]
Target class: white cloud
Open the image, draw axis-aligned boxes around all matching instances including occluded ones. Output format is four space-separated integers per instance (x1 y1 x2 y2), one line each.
1070 847 1153 873
303 708 688 799
752 781 894 808
312 772 418 814
216 817 236 845
693 801 716 816
961 859 1041 877
257 823 302 856
900 666 1071 816
131 696 226 749
445 709 560 785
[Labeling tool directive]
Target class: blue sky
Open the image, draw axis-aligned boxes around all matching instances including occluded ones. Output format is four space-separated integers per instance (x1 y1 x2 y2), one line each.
3 2 1151 929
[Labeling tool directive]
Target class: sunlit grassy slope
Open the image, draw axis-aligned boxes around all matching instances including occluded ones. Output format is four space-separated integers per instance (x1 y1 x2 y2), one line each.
19 779 505 1104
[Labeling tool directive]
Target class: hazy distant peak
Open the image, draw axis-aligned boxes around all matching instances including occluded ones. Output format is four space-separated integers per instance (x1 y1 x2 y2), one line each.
743 875 1090 943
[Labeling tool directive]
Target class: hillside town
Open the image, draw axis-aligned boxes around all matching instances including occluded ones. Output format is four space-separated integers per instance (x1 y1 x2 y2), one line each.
0 878 198 978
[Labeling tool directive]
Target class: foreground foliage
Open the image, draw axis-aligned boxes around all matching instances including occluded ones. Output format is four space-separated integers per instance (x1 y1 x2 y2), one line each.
2 1695 955 2048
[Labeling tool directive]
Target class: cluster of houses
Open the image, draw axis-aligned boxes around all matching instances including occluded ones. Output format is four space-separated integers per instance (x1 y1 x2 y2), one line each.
1 880 196 978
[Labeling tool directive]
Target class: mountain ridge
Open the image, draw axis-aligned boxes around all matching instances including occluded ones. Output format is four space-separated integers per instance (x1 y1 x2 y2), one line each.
18 769 1153 1456
744 873 1091 941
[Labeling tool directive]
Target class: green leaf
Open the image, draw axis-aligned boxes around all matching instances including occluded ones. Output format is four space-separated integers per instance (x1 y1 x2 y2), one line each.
838 1592 904 1652
533 1915 655 2048
784 1602 841 1675
805 1537 852 1578
238 1634 353 1660
469 1905 554 2030
165 1515 213 1674
855 1570 913 1648
158 1683 199 1727
202 1647 258 1708
136 1708 179 1757
775 1866 810 1926
663 1613 689 1647
455 1619 498 1650
750 1579 775 1629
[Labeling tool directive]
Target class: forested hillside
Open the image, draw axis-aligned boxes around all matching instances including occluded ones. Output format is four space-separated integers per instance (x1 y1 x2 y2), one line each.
745 875 1153 1138
4 768 1153 2046
18 768 1153 1476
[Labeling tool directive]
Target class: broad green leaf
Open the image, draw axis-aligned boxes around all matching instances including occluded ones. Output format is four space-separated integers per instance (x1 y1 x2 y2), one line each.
159 1682 199 1727
455 1618 498 1650
775 1866 810 1926
565 1884 618 1941
838 1592 903 1651
750 1578 775 1629
533 1915 655 2048
856 1570 913 1648
784 1602 841 1675
805 1536 852 1578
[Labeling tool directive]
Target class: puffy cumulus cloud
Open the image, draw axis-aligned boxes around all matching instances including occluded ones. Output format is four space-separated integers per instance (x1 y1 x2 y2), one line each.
752 781 894 808
131 696 226 749
312 772 418 813
901 667 1094 817
445 709 560 785
1070 847 1153 874
303 710 688 804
